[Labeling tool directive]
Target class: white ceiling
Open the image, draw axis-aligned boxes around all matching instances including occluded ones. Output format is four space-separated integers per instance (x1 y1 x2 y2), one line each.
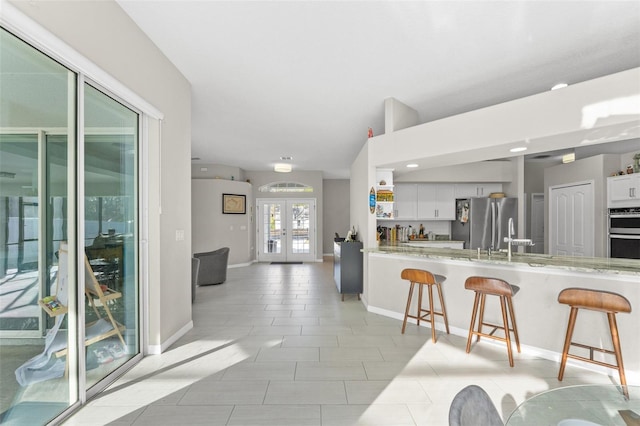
116 1 640 179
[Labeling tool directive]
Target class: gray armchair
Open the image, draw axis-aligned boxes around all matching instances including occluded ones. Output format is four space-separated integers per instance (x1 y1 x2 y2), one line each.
193 247 230 286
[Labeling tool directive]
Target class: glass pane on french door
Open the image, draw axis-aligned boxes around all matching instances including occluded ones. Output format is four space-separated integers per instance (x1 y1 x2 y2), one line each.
257 199 315 262
260 202 283 256
290 202 311 255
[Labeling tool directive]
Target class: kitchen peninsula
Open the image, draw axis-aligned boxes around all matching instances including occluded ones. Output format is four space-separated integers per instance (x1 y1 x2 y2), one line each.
363 245 640 380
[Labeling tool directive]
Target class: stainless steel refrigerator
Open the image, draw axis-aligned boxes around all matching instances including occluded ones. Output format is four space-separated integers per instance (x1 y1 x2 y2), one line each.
451 197 518 250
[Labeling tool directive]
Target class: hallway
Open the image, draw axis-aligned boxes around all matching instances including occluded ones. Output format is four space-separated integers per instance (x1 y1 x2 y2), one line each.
64 259 611 425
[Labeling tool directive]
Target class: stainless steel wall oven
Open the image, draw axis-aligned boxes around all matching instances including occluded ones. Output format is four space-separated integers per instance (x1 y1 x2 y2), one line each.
608 208 640 259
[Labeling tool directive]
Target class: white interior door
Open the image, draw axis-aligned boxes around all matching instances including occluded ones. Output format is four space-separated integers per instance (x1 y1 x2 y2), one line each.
257 199 316 262
549 182 594 257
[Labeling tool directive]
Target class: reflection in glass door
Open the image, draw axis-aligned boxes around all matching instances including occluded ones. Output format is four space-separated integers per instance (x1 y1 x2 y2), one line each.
83 83 139 389
257 199 316 262
0 28 77 424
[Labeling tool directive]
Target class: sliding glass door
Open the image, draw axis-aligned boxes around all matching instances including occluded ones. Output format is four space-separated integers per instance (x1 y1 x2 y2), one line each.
0 28 77 423
0 27 142 423
83 83 139 388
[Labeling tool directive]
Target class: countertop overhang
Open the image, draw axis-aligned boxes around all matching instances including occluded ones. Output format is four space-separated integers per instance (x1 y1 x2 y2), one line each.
365 244 640 276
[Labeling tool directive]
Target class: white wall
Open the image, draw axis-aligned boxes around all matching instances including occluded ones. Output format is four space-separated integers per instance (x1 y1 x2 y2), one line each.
9 0 193 350
394 160 513 182
192 163 246 182
192 179 252 266
349 141 375 303
384 97 420 133
369 68 640 171
322 179 350 254
618 149 640 173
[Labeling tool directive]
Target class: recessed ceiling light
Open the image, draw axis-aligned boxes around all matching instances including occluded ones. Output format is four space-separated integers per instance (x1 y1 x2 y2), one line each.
406 163 419 168
510 147 527 153
551 83 568 91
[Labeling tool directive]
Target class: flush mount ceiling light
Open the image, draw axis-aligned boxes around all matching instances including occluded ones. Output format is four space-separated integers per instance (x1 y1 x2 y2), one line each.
275 155 293 172
274 163 292 173
551 83 568 91
406 163 419 168
510 147 527 153
562 152 576 163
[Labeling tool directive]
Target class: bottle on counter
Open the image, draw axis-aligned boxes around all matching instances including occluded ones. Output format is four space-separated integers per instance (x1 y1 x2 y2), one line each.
419 224 424 238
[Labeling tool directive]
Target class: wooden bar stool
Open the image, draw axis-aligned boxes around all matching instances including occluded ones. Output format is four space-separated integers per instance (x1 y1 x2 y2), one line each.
400 268 450 342
557 288 632 396
465 276 521 367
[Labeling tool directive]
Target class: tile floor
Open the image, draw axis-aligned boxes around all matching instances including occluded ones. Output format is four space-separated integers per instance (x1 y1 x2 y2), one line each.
63 258 618 425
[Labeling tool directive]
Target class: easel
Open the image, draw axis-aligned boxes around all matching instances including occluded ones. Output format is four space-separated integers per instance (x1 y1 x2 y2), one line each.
39 243 125 361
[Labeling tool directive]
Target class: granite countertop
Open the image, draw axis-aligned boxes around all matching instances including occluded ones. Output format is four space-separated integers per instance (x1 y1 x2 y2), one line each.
366 244 640 276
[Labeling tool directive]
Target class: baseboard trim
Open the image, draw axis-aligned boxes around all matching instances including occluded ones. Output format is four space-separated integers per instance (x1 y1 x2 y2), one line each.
228 262 253 268
147 320 193 355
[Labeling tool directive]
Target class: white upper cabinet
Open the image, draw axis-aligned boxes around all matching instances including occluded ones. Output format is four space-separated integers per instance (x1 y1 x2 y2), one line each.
417 184 455 220
394 183 418 219
608 174 640 208
454 183 503 198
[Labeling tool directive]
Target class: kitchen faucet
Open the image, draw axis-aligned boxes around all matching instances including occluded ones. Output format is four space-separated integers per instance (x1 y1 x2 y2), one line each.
503 218 535 261
505 217 515 261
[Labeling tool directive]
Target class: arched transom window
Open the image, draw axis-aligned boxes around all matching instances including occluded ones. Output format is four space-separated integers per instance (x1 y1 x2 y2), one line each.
258 182 314 193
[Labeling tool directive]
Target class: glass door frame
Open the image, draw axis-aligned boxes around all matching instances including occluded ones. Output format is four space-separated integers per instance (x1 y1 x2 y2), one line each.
79 76 147 403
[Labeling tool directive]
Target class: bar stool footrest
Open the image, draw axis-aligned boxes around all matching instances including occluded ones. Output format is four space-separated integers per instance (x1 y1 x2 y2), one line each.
570 342 616 357
566 353 621 371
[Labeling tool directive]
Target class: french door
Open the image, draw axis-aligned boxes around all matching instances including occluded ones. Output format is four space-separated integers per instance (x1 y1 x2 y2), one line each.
257 199 316 262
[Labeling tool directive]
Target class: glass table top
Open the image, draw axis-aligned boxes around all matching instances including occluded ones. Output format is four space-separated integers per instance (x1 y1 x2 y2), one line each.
505 385 640 426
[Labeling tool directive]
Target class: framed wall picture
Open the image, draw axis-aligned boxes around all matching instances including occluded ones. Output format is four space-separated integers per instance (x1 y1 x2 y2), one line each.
222 193 246 214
